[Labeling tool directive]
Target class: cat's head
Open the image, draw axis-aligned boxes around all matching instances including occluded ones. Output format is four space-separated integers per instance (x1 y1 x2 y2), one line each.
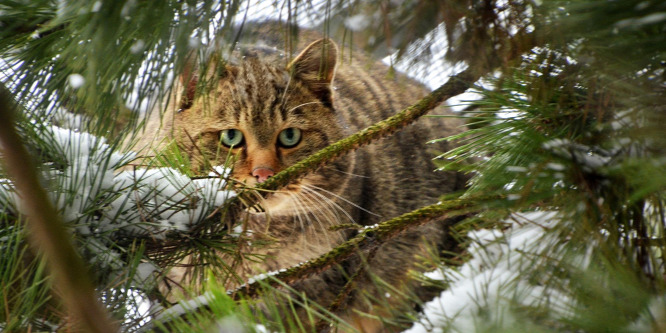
172 39 343 189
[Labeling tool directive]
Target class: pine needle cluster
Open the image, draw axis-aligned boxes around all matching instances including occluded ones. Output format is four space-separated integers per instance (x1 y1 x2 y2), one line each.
0 0 664 332
428 0 666 331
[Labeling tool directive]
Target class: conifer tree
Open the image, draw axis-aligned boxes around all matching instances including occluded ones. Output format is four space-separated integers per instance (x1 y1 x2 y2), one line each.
0 0 664 332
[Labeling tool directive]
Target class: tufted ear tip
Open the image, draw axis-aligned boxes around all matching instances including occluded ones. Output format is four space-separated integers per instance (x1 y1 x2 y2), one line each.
288 39 338 107
178 52 236 111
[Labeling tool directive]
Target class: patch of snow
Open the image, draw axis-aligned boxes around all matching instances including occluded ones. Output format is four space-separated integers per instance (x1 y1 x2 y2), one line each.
188 37 201 49
136 262 158 282
542 138 570 150
50 107 86 131
546 162 565 171
227 268 289 295
67 73 85 89
230 224 244 238
505 166 527 172
507 194 521 200
543 137 614 172
91 1 102 13
403 211 577 333
235 0 326 29
577 152 609 170
615 12 666 29
0 125 237 285
254 324 270 333
130 40 146 54
212 317 245 333
344 15 370 31
153 292 212 322
120 0 136 20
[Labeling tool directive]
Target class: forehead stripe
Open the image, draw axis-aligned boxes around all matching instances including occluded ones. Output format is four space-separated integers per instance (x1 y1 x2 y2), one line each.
269 91 284 122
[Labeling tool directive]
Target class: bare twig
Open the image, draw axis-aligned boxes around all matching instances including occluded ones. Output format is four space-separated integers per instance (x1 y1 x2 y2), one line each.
0 87 119 332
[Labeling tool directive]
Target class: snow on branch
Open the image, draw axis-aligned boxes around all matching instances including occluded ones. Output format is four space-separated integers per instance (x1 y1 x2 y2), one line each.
405 212 580 333
0 124 236 292
2 125 235 238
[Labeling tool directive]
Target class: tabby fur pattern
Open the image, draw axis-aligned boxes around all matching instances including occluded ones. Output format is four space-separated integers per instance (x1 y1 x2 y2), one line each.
135 29 466 332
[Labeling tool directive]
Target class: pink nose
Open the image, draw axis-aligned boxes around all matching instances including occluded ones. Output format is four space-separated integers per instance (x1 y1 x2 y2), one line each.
252 167 275 183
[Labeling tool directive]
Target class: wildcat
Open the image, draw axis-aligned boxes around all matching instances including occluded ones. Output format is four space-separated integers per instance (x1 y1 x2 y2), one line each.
135 30 466 332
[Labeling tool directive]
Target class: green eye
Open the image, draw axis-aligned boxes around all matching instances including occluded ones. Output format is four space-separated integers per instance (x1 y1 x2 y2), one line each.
278 128 301 148
220 129 244 147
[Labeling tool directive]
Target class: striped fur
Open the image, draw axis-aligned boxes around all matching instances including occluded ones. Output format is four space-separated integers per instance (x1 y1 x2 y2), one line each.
138 32 466 332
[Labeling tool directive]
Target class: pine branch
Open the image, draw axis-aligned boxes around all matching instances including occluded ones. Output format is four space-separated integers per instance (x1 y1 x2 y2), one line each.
0 87 119 332
313 245 379 333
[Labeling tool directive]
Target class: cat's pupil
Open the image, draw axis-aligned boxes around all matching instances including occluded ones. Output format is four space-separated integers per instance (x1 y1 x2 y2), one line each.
221 129 243 147
278 128 301 147
284 129 294 139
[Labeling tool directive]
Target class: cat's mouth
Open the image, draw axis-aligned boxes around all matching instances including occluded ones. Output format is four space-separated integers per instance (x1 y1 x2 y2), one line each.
236 173 329 216
236 174 284 189
231 172 304 210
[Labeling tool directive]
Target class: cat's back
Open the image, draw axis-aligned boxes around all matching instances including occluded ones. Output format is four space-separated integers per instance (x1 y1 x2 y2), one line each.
327 47 466 225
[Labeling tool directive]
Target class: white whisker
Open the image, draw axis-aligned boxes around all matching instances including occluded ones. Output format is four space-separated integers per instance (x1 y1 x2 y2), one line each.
295 188 339 245
300 185 356 225
286 192 309 248
323 165 370 178
302 189 345 228
280 74 294 107
303 184 381 218
286 101 322 114
300 188 344 243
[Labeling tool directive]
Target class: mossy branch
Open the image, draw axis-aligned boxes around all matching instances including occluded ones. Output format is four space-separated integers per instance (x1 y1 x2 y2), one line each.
229 198 475 300
0 87 119 332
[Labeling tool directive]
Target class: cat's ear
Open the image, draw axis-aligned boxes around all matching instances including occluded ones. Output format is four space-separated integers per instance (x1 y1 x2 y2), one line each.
288 38 338 107
178 53 236 110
